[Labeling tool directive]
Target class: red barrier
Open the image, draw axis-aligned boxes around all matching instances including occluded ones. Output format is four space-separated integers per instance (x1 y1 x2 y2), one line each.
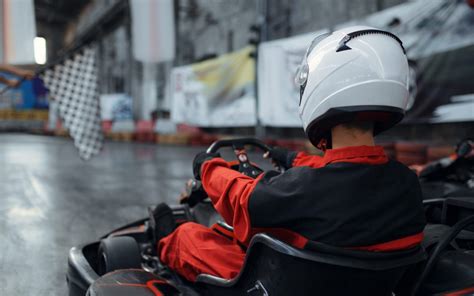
394 142 427 165
135 120 156 143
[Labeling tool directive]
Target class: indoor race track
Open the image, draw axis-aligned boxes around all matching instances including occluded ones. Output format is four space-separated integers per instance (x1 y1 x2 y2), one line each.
0 134 206 295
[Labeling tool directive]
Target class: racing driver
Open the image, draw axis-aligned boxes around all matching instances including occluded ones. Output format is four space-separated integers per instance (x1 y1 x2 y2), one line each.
154 26 426 283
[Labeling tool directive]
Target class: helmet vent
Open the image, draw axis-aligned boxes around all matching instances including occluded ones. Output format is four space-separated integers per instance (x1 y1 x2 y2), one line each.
336 44 352 52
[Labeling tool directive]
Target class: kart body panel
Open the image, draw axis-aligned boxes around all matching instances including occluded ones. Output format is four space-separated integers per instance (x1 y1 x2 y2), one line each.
68 200 474 296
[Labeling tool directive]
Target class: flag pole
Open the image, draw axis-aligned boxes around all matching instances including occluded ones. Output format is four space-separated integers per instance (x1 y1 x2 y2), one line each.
0 76 26 96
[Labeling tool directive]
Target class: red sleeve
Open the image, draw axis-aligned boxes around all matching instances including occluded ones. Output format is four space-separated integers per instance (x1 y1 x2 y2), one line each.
292 152 325 168
201 158 263 244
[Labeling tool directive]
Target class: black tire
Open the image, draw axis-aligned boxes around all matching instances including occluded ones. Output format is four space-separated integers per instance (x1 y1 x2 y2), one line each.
97 236 141 275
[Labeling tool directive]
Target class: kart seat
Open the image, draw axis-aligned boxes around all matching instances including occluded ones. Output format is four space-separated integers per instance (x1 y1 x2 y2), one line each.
195 233 426 296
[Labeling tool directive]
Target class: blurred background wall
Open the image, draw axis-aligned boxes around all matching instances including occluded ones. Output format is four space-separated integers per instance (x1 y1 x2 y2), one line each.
174 0 405 64
0 0 469 145
34 0 406 118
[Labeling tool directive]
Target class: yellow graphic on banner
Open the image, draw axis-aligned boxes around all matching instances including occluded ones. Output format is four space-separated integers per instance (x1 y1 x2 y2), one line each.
190 46 255 106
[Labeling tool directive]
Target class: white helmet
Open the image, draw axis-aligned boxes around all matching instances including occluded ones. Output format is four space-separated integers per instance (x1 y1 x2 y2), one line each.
295 26 409 146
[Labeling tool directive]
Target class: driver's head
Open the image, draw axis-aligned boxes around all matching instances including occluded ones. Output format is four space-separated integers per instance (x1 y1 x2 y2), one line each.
295 26 409 149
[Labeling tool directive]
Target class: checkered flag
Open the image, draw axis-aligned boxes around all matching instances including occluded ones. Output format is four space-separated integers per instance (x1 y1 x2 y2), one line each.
41 46 103 160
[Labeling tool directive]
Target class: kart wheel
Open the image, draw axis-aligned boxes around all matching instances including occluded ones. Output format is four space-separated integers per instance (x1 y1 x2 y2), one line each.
98 236 141 275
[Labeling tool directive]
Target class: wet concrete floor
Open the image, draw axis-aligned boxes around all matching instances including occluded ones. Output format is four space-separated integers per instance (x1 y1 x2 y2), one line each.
0 134 208 295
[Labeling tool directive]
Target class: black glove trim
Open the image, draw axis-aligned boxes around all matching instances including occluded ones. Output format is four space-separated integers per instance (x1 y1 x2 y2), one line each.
286 151 298 169
193 151 221 180
269 147 298 170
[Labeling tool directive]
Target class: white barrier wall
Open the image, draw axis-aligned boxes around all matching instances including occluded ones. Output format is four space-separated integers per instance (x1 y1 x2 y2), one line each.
258 32 323 127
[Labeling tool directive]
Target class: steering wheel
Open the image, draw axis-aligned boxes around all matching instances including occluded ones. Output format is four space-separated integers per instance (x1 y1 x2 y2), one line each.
207 138 274 178
182 138 278 207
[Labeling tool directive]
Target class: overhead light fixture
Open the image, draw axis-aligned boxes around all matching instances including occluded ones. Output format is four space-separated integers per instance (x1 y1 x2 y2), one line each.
34 37 47 65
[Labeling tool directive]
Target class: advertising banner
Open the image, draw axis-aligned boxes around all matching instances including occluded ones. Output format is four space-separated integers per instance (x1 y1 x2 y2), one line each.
366 0 474 123
171 46 256 127
258 0 474 126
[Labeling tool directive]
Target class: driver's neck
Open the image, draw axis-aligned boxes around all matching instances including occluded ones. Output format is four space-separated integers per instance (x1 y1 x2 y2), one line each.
331 125 375 149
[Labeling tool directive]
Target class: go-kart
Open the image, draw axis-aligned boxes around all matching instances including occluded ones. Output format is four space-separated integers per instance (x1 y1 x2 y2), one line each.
67 138 474 296
418 138 474 224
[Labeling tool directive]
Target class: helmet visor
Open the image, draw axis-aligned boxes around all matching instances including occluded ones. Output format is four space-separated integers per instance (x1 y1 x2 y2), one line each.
294 32 331 87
